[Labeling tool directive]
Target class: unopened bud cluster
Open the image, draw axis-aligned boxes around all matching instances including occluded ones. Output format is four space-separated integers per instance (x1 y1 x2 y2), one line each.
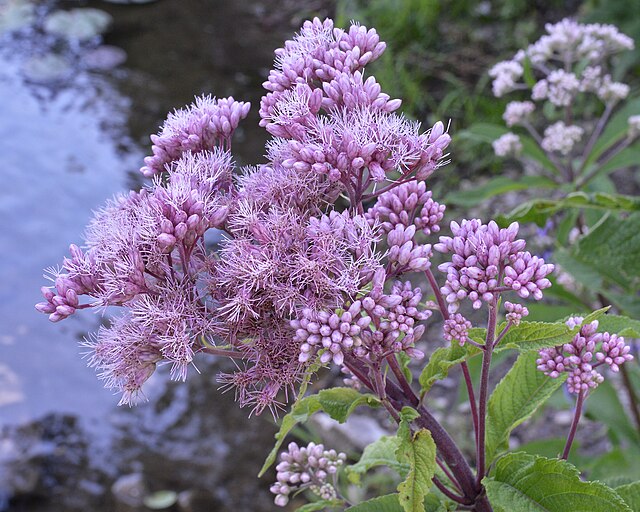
537 317 634 394
435 220 553 313
271 442 346 507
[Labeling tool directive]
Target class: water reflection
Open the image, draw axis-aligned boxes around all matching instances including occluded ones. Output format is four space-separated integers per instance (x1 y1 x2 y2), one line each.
0 0 330 509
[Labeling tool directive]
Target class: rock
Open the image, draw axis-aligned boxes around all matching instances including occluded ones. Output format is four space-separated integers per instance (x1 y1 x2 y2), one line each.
44 8 113 42
144 490 178 510
22 54 72 84
111 473 147 508
0 0 36 34
84 45 127 70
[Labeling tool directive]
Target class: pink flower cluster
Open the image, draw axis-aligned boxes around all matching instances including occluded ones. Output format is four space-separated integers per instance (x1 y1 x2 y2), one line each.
271 441 346 507
141 96 250 177
434 220 553 313
537 317 633 394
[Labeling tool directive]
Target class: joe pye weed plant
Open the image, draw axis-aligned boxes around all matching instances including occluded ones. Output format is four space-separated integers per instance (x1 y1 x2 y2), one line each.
37 17 640 512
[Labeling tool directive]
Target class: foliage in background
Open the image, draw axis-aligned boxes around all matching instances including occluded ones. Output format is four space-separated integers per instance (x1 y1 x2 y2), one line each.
335 0 584 180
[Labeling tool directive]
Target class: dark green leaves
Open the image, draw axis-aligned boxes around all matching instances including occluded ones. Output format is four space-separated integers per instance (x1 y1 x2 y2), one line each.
497 192 640 227
418 343 479 396
346 435 408 484
485 352 566 464
484 453 632 511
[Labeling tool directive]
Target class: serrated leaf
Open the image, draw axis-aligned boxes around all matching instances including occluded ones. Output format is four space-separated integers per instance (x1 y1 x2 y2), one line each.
418 344 479 396
347 494 405 512
615 482 640 511
494 321 574 352
580 306 611 324
595 314 640 338
485 352 567 464
396 428 437 512
483 452 632 512
259 388 379 477
496 192 640 227
346 435 408 483
317 387 380 423
565 212 640 292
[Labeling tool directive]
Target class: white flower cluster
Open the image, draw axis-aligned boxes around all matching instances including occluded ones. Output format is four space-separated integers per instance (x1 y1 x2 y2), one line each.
532 69 580 106
526 18 634 64
492 132 522 157
541 122 584 155
489 60 523 97
503 101 535 127
579 66 629 103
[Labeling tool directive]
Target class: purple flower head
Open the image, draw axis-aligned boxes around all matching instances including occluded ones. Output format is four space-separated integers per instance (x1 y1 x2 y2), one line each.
504 301 529 325
292 301 371 365
443 313 473 346
366 180 445 235
263 18 385 94
537 317 634 394
321 70 401 112
434 219 554 313
271 441 346 507
386 223 433 274
359 272 432 359
141 95 250 177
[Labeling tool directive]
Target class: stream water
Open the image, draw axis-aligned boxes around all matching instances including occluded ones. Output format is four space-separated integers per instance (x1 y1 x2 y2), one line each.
0 1 328 510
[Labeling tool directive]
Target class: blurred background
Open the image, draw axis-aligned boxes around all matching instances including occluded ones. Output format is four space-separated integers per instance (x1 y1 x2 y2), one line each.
0 0 638 511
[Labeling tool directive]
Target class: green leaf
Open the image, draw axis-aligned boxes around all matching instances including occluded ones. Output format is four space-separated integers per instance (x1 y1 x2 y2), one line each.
590 145 640 179
397 352 413 384
585 447 640 484
445 176 556 208
584 97 640 168
595 314 640 338
585 380 640 445
516 438 571 460
296 500 344 511
494 321 575 352
484 452 632 511
346 435 408 483
496 192 640 227
418 344 479 396
485 352 567 464
615 482 640 511
347 494 404 512
316 387 381 423
459 123 559 174
567 212 640 292
396 428 437 512
258 388 379 477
